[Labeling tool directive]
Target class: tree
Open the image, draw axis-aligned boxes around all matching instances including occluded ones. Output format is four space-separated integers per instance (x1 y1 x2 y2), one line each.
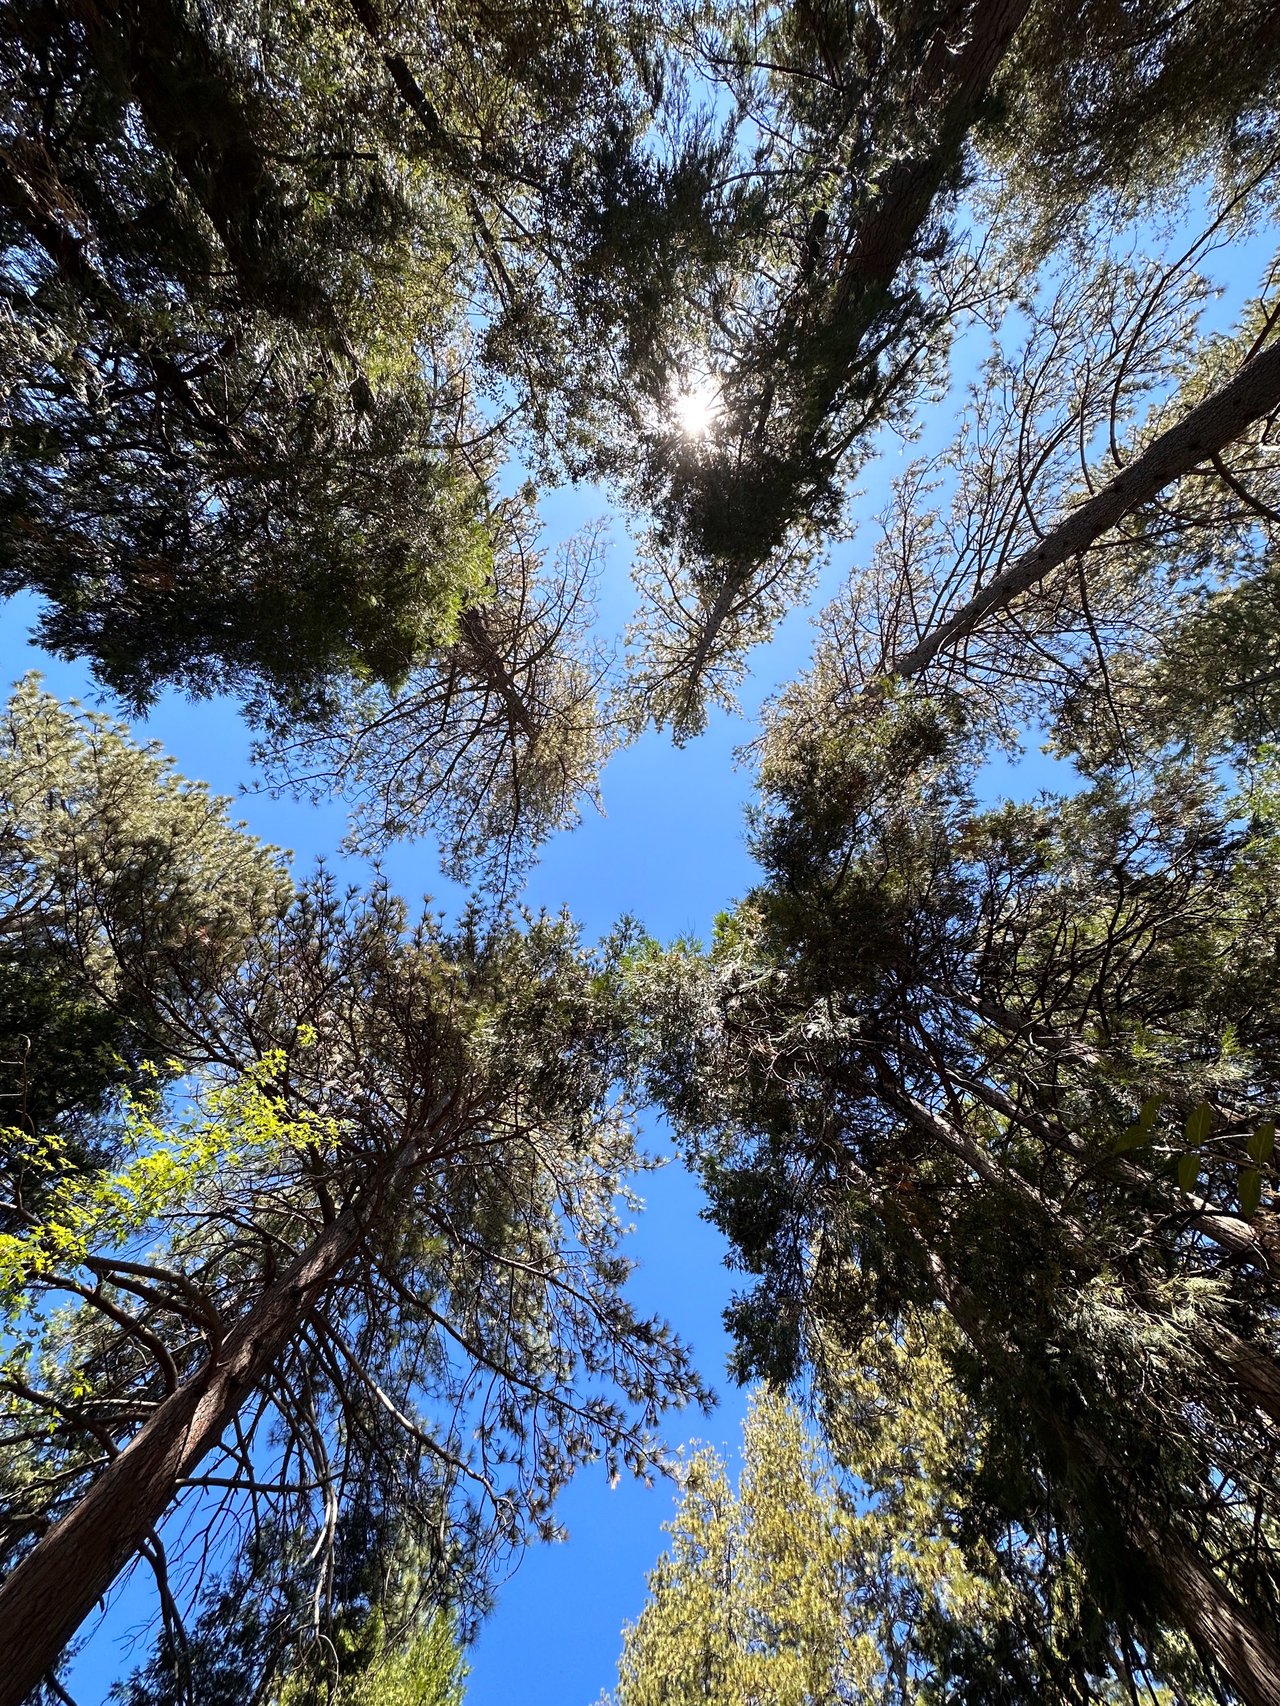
617 0 1031 738
0 693 709 1706
313 1614 467 1706
605 1363 1212 1704
1043 286 1280 777
604 1388 879 1706
257 499 615 885
983 0 1280 240
627 695 1280 1703
0 677 291 1200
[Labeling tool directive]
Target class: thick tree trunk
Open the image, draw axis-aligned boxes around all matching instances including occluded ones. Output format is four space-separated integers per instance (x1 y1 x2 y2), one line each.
889 337 1280 681
0 1202 370 1706
1130 1510 1280 1706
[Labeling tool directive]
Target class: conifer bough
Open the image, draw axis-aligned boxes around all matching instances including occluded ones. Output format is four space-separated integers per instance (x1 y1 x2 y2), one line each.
888 336 1280 683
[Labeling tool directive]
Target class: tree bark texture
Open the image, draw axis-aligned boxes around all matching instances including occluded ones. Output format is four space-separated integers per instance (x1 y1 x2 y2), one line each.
0 1202 371 1705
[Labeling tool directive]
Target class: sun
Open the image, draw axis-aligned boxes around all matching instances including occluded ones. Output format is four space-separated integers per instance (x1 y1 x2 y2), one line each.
671 376 721 440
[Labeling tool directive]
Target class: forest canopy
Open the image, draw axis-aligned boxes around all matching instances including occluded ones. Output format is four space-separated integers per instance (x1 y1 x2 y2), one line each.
2 0 1280 1702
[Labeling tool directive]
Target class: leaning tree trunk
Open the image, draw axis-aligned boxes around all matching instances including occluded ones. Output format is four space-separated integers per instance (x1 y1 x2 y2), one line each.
0 1195 374 1706
666 0 1035 699
1132 1510 1280 1706
888 337 1280 682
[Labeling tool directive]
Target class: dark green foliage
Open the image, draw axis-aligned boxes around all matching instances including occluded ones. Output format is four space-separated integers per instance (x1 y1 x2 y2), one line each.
986 0 1280 227
629 697 1280 1699
637 1 1001 564
0 678 290 1213
0 0 503 714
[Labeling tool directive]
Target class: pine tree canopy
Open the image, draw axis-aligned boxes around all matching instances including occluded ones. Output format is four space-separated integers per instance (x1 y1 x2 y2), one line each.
5 1 1280 1702
626 699 1280 1701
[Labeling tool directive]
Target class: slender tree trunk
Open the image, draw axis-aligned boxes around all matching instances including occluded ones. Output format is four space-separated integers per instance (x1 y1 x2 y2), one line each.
457 607 537 739
0 1202 371 1705
676 0 1033 693
889 338 1280 681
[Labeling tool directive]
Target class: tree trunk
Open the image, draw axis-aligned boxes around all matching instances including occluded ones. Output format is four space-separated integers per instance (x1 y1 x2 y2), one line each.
832 0 1033 315
0 1202 371 1705
1131 1511 1280 1706
457 607 537 739
672 0 1034 696
889 338 1280 682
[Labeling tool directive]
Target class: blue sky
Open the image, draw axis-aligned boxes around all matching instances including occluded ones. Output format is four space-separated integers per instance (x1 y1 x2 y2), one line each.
1 493 1052 1705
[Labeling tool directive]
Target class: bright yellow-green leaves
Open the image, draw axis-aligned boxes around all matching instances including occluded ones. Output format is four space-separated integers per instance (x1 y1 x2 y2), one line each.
275 1609 467 1706
0 1044 337 1326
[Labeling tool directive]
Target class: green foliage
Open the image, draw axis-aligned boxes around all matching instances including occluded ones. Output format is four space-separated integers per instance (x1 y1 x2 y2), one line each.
256 503 617 883
820 1311 1216 1705
0 0 491 712
0 1046 325 1322
628 691 1280 1698
7 6 1280 1700
618 0 1011 735
116 1507 470 1706
282 1612 467 1706
0 676 290 1199
604 1389 881 1706
985 0 1280 235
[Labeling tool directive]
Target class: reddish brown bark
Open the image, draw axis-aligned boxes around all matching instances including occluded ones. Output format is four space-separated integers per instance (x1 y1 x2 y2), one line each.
0 1199 370 1705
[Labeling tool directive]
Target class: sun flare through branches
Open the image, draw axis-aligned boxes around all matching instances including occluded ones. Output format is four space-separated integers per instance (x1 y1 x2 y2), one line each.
671 375 722 440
